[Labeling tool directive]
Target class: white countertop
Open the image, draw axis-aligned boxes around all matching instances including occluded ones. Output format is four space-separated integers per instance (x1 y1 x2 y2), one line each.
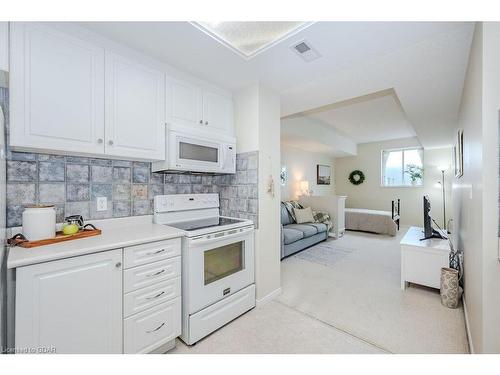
7 216 186 269
400 226 450 252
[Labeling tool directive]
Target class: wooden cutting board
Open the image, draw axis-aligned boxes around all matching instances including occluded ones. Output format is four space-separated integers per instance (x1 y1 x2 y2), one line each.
10 228 102 248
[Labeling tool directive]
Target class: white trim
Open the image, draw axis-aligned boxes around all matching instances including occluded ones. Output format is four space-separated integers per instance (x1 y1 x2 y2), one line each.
463 296 474 354
256 287 282 307
189 22 314 60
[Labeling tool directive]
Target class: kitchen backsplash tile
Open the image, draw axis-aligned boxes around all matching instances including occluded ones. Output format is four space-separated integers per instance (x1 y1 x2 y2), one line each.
66 164 90 183
0 86 259 228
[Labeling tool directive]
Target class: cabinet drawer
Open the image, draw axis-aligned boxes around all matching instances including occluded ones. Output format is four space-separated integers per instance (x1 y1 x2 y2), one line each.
124 297 181 354
124 257 181 293
124 277 181 318
124 238 181 269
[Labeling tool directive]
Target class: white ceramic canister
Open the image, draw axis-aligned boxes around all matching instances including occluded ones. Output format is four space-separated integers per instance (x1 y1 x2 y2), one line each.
22 205 56 241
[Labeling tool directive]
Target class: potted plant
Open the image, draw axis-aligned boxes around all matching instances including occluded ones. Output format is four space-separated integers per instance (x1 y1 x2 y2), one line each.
404 164 423 185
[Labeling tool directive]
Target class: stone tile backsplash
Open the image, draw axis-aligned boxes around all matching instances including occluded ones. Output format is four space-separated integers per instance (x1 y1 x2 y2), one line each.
0 87 259 228
5 152 258 228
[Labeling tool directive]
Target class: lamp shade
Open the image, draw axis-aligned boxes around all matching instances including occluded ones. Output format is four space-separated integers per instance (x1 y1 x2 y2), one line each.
438 165 449 172
300 180 310 191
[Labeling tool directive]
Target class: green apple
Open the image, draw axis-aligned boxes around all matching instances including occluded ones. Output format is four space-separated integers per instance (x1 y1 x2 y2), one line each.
62 223 79 235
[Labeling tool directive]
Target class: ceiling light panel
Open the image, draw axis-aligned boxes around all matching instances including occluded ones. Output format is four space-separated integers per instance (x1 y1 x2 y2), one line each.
191 21 313 59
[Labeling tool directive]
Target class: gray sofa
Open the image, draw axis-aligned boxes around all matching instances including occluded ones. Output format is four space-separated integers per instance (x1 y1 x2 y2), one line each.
280 202 328 259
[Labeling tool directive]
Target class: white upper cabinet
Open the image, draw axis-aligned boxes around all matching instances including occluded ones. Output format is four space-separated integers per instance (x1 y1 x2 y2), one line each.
167 77 234 136
8 23 233 160
166 77 203 128
15 249 123 354
105 52 165 160
9 23 106 155
202 90 234 134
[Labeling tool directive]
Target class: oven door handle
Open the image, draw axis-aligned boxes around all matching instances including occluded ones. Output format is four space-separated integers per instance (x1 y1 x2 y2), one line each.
188 227 253 247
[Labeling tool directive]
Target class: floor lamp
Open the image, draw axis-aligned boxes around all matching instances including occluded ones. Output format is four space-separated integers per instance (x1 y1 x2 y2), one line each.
437 166 448 231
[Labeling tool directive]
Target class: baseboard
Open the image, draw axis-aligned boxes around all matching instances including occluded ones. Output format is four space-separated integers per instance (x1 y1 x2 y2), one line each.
463 296 474 354
150 339 176 354
256 287 282 307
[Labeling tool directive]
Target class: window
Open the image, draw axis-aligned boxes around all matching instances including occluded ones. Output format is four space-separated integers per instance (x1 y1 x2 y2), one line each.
381 147 424 187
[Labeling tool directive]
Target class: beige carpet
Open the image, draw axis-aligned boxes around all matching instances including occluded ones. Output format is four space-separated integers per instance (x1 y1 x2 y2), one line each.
277 227 469 353
171 226 468 354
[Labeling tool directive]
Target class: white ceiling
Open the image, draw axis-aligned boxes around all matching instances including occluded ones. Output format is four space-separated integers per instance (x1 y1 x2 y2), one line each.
292 89 417 145
79 21 474 148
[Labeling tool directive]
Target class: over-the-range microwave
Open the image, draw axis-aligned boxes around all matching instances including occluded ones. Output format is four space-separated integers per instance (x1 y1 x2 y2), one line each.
152 128 236 174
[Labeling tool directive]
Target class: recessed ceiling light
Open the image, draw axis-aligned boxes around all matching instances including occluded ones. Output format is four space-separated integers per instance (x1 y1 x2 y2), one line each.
191 21 314 59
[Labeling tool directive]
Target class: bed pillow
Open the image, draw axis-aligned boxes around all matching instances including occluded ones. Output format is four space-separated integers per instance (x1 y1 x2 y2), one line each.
294 207 315 224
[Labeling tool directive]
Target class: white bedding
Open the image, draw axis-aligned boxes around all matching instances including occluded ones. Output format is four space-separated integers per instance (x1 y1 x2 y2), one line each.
345 208 397 236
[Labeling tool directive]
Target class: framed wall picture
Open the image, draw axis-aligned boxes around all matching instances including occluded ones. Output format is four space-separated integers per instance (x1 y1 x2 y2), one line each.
317 164 331 185
454 129 464 178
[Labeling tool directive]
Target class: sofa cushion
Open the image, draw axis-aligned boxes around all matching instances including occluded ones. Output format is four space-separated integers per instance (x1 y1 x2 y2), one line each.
308 223 327 233
285 224 318 238
283 228 304 244
280 203 293 226
294 207 315 224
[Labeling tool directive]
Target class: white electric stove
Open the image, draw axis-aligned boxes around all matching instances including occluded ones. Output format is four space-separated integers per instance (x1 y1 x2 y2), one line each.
153 194 255 345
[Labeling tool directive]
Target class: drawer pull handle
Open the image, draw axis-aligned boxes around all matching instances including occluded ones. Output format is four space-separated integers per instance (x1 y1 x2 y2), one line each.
146 322 165 333
146 249 166 256
145 269 165 278
146 291 165 300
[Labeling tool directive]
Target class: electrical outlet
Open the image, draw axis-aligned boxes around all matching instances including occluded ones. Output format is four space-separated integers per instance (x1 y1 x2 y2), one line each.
96 197 107 212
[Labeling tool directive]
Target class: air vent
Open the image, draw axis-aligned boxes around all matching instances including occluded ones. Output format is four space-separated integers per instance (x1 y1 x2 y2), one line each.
290 40 321 62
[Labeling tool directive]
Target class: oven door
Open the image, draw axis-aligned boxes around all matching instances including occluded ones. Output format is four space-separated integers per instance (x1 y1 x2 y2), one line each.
169 131 223 173
186 226 254 314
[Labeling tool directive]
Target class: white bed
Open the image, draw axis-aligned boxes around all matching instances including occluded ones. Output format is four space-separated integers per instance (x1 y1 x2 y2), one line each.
345 207 399 236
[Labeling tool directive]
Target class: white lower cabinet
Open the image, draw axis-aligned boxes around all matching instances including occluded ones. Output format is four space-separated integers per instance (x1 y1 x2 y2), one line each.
122 240 182 354
124 277 181 318
15 249 123 354
123 257 181 293
124 297 181 354
15 238 183 354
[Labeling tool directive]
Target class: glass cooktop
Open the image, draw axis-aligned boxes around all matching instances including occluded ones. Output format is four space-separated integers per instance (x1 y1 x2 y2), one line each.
168 217 245 231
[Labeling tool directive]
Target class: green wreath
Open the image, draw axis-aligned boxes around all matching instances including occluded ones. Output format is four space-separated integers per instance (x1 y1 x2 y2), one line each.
349 170 365 185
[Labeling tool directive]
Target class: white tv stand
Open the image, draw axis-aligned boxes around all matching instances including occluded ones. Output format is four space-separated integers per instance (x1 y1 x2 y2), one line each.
400 226 450 290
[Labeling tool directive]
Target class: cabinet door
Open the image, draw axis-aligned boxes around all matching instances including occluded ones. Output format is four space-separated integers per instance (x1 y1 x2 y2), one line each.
9 23 105 154
124 297 181 354
202 90 234 135
15 249 123 354
105 52 165 160
166 77 203 128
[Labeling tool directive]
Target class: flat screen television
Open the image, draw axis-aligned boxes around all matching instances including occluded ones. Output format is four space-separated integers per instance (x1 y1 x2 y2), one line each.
421 195 446 240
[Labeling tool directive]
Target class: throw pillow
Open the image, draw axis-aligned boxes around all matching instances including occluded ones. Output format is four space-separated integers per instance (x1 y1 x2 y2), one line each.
294 207 315 224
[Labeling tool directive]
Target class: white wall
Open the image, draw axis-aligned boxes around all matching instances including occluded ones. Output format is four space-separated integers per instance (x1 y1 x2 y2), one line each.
456 22 500 354
480 21 500 354
335 137 453 227
257 85 281 304
234 83 281 303
234 84 259 154
281 144 335 200
0 22 8 73
453 22 484 353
